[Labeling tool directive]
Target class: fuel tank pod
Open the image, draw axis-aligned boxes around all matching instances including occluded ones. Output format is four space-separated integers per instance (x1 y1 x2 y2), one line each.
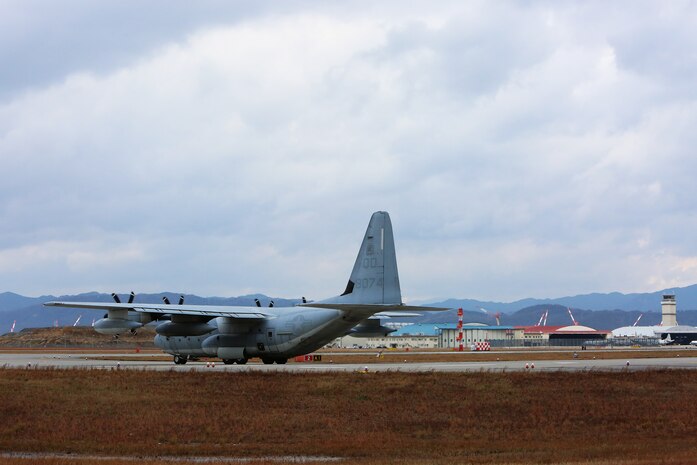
94 318 143 335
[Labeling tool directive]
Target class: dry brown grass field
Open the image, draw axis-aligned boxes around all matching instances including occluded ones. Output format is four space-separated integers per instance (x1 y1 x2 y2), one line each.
82 348 697 364
1 368 697 464
3 459 697 465
299 349 697 364
0 327 157 348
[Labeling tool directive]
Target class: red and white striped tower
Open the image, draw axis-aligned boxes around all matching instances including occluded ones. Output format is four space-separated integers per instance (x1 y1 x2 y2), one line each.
457 308 464 351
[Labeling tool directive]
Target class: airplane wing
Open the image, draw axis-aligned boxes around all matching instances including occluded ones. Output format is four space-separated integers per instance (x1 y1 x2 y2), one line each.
43 301 273 319
300 303 450 314
44 301 448 320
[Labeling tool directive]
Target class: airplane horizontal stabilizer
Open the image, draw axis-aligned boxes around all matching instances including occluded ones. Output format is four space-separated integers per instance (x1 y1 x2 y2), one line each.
370 312 422 319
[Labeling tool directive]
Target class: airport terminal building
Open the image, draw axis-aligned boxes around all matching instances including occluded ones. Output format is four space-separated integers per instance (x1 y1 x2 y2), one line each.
338 323 442 349
336 294 695 350
521 325 610 346
614 294 697 345
437 323 522 348
340 322 611 349
437 323 609 348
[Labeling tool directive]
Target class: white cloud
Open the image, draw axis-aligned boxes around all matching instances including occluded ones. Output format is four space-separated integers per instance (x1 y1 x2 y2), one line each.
1 2 697 301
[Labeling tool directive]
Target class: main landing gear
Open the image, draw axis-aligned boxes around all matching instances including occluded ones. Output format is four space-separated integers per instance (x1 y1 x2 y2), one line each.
172 355 283 365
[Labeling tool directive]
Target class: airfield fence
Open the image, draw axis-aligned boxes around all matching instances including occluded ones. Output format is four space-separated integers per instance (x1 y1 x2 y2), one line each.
481 338 661 348
432 338 662 350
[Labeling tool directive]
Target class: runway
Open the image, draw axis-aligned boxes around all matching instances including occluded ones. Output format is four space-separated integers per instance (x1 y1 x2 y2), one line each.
2 351 697 372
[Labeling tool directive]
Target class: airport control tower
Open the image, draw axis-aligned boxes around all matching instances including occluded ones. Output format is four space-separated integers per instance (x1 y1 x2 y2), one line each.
661 294 677 327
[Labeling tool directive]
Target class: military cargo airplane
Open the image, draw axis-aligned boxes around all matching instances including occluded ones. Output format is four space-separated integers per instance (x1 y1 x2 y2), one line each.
45 211 445 365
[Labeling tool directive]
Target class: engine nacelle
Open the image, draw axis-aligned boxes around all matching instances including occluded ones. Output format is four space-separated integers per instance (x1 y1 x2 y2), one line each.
201 334 247 357
94 318 143 335
155 321 215 337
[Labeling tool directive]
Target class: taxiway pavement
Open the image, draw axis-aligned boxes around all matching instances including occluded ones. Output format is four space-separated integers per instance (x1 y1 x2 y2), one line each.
2 352 697 372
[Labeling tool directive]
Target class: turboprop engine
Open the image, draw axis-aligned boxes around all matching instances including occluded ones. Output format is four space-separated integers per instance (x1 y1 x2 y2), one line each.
93 292 162 335
93 317 142 335
93 309 156 335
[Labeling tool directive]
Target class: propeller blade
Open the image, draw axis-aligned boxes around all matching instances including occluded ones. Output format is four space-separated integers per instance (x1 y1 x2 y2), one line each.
269 301 274 308
178 295 184 305
162 297 171 305
128 292 135 304
302 296 307 304
254 298 261 308
111 293 121 304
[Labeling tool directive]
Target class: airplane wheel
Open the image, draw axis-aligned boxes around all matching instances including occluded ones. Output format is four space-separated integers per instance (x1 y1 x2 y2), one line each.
262 358 274 365
173 355 188 365
275 359 287 365
223 359 235 365
237 358 248 365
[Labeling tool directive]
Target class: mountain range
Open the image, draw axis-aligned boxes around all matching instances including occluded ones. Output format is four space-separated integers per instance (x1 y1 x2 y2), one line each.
423 283 697 314
3 284 697 333
0 292 299 333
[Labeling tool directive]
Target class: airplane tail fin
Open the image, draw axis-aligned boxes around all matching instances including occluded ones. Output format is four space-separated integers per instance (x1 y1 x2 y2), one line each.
321 211 402 306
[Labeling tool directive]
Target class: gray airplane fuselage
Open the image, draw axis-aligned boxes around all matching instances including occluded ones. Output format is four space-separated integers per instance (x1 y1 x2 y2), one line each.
154 307 358 361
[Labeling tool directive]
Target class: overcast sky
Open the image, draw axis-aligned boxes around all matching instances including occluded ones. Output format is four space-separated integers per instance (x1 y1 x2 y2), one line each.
1 1 697 302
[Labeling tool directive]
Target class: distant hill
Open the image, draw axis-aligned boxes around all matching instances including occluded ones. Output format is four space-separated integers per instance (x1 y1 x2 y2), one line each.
416 304 697 330
0 292 53 312
0 292 301 332
425 284 697 314
0 326 156 348
416 304 649 329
